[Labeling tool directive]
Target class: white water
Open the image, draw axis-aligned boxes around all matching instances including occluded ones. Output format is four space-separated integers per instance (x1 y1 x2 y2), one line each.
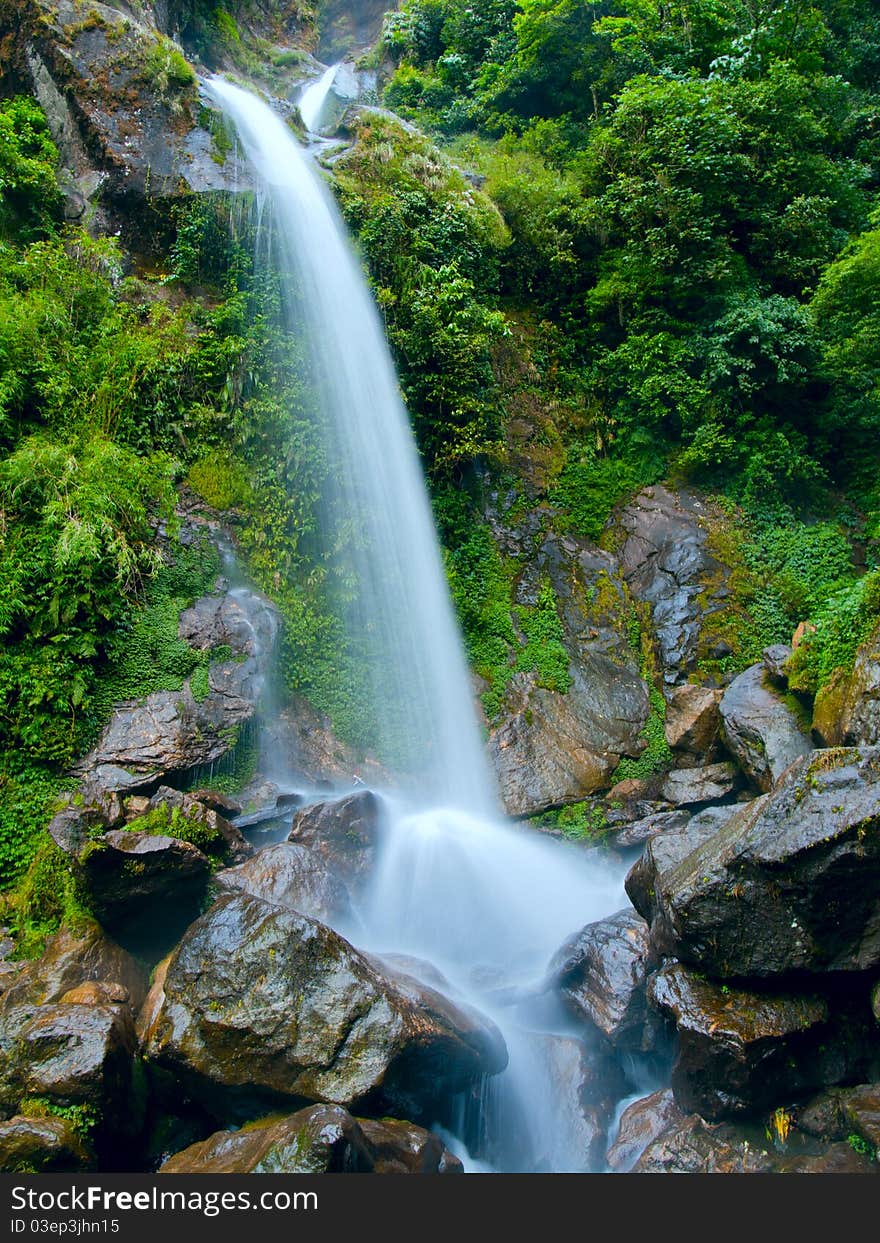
298 64 337 133
208 77 627 1172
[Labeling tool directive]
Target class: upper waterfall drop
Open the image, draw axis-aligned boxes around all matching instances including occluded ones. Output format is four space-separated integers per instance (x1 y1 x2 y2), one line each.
297 63 338 133
206 76 497 816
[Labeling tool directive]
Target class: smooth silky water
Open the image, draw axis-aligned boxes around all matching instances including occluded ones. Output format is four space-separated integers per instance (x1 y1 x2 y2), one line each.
207 76 628 1172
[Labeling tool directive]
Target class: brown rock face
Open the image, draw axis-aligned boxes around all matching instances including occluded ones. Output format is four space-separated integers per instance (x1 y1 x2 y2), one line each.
0 1115 94 1172
664 684 722 756
2 921 147 1014
215 842 354 926
142 893 507 1123
649 964 869 1119
606 1089 684 1172
659 761 738 806
159 1105 463 1174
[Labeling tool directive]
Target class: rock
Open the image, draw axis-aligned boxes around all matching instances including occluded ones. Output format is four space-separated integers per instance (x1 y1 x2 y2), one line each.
159 1104 461 1174
873 979 880 1024
75 831 211 933
774 1143 875 1173
59 982 129 1008
0 1115 94 1172
526 1033 624 1172
187 789 242 817
648 964 868 1120
664 685 722 756
215 842 354 927
2 921 147 1015
288 791 385 895
2 0 247 232
74 587 278 789
606 1089 685 1172
142 893 507 1123
763 644 793 685
612 809 691 850
355 1118 464 1174
841 1084 880 1153
549 909 653 1052
659 762 738 806
0 998 138 1135
488 662 649 817
639 748 880 977
47 804 103 855
624 808 738 925
632 1114 775 1173
798 1083 880 1153
147 789 252 862
813 625 880 747
617 487 721 684
719 664 812 791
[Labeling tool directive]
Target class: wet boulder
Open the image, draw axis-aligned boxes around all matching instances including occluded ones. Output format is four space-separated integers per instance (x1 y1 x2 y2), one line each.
288 791 385 895
612 809 691 850
549 909 654 1052
2 921 147 1015
719 664 812 791
648 964 869 1120
625 807 740 925
632 1114 776 1173
215 842 354 927
488 662 649 818
74 587 278 789
141 893 507 1123
0 994 139 1136
659 762 738 806
812 626 880 747
525 1032 626 1172
664 685 722 757
605 1089 685 1173
0 1115 94 1172
640 748 880 977
159 1104 462 1174
75 831 212 935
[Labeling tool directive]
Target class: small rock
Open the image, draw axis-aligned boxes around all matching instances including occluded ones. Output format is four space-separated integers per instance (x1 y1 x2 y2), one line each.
606 1089 684 1172
612 809 691 850
763 644 793 686
664 685 722 756
659 762 738 806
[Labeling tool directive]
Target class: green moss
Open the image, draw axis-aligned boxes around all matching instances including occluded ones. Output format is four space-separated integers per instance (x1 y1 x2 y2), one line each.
516 578 571 694
19 1097 99 1142
9 838 93 959
125 804 225 857
530 800 611 842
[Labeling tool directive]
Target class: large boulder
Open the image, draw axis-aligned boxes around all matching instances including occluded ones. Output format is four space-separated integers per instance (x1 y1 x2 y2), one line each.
74 586 277 789
612 809 691 850
549 909 654 1052
719 664 812 791
0 1115 94 1172
625 807 741 925
141 893 507 1123
488 662 649 817
75 832 212 934
215 842 354 927
0 991 139 1136
634 748 880 977
288 791 385 896
159 1104 462 1174
813 626 880 747
649 964 868 1120
632 1114 777 1173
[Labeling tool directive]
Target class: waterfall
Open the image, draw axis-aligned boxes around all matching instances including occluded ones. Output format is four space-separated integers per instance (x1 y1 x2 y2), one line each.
207 77 627 1172
297 63 338 133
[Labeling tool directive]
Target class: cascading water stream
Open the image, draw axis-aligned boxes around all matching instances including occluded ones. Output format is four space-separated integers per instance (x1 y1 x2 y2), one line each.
297 63 338 133
207 77 629 1172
